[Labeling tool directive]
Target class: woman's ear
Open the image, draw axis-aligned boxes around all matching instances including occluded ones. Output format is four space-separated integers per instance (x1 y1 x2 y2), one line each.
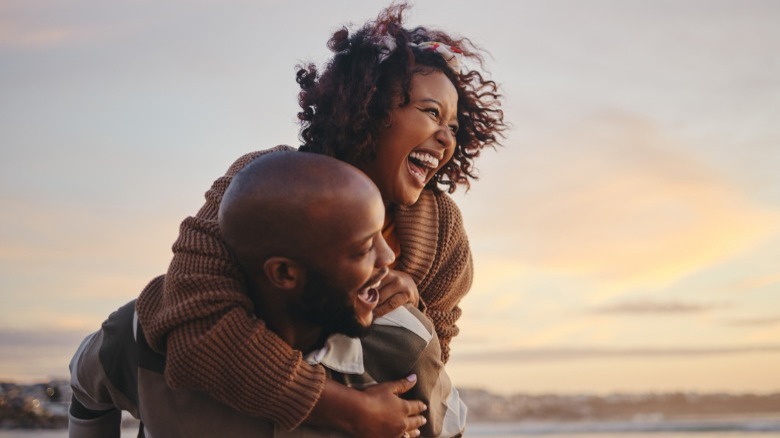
263 257 303 290
382 112 394 129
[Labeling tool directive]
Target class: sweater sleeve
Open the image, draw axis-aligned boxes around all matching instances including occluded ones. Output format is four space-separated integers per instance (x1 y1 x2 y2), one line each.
419 193 473 364
135 146 327 431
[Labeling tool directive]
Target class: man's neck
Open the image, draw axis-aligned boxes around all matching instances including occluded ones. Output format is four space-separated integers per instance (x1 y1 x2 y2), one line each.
271 319 327 353
255 295 326 353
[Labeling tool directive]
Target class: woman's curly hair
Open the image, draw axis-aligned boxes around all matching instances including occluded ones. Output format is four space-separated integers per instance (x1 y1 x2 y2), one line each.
297 2 505 194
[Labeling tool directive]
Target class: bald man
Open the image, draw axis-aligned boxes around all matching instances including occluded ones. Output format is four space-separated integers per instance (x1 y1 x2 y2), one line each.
69 151 466 438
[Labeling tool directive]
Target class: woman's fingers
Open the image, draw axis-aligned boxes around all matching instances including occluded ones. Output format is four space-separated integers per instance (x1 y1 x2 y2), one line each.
404 411 427 436
389 373 417 395
374 291 408 318
357 376 427 437
395 375 427 437
374 270 420 317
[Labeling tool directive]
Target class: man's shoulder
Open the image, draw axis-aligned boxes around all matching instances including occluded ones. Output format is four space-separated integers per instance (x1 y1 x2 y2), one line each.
373 304 435 343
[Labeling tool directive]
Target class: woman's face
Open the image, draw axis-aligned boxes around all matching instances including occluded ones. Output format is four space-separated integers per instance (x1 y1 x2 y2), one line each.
360 70 459 207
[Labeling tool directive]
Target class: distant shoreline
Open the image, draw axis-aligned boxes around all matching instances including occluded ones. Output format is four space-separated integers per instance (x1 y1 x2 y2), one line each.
3 379 779 430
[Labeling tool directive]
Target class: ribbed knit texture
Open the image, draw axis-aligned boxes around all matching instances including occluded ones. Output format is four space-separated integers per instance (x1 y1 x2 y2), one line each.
136 145 473 429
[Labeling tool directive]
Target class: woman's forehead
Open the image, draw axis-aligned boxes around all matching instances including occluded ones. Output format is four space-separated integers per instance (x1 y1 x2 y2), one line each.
409 72 459 110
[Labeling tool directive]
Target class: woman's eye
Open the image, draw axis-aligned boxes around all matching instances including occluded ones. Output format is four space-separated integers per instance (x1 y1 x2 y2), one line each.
425 108 440 118
449 125 459 134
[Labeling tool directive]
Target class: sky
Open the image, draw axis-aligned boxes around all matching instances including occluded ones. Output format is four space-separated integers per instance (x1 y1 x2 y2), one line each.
1 0 779 396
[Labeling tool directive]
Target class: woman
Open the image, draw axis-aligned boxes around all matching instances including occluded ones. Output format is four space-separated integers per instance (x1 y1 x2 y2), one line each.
136 3 504 437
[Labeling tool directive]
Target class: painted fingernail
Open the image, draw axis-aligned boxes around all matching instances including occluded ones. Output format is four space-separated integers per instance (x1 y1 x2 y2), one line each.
406 374 417 382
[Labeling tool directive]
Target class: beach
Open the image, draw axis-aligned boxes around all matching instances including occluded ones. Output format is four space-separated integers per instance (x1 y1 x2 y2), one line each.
4 418 780 438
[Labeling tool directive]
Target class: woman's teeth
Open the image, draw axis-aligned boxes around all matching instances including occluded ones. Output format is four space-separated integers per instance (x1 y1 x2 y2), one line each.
408 151 440 184
409 151 440 169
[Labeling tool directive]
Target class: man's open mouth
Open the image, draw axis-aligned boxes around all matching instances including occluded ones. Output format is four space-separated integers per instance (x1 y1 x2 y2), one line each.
357 280 381 304
357 268 389 307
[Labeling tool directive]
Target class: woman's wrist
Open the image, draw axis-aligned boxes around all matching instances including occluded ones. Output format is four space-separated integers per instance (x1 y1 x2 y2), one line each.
306 378 363 435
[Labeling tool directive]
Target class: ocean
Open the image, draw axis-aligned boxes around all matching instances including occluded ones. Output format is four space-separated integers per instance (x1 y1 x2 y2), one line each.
466 418 780 436
3 418 780 437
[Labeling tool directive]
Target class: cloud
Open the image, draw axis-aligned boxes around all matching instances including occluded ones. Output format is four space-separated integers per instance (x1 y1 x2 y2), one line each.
0 328 88 348
0 23 96 49
592 299 727 315
0 195 177 266
465 112 780 300
0 196 178 328
0 328 87 381
726 316 780 328
453 344 780 363
733 273 780 292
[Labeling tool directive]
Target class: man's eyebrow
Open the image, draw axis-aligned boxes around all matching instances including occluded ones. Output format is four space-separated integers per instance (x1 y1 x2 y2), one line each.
362 226 385 244
352 233 375 248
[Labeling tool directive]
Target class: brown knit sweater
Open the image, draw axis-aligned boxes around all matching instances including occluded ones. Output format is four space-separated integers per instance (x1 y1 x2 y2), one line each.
135 146 473 430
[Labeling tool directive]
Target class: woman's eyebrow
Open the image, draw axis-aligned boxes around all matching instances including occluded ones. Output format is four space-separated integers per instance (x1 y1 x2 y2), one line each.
419 98 442 106
420 97 457 118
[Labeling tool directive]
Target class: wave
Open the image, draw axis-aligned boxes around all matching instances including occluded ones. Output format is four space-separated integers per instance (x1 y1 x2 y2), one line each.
468 417 780 434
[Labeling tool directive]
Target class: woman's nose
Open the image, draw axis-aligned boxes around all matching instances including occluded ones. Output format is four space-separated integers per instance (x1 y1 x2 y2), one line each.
435 125 455 149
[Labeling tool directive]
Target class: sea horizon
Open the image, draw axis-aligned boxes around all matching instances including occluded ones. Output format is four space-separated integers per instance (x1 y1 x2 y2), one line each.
2 417 780 438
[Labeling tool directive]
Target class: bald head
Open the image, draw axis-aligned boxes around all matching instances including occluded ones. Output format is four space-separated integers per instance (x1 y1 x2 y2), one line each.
219 151 382 275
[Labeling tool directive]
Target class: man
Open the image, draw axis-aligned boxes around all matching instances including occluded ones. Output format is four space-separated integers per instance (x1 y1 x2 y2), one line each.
69 152 466 437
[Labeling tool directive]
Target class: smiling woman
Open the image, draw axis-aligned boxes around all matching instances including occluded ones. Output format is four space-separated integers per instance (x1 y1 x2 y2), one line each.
360 71 459 207
128 2 505 437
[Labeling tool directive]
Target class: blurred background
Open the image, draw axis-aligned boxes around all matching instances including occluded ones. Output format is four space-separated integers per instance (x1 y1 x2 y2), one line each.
1 0 779 401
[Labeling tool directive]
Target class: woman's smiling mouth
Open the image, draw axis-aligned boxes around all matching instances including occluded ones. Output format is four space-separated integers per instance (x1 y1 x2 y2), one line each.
407 150 441 185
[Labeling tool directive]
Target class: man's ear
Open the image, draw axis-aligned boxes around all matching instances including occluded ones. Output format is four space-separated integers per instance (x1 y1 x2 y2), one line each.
263 257 303 290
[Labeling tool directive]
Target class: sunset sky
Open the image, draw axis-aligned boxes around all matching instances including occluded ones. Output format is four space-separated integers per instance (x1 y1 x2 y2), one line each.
1 0 779 395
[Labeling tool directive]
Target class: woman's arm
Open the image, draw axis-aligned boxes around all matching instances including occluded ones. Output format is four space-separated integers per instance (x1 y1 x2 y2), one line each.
416 192 473 363
136 147 426 433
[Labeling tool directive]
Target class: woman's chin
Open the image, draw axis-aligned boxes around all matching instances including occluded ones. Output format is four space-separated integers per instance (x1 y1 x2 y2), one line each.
394 193 422 207
392 185 425 206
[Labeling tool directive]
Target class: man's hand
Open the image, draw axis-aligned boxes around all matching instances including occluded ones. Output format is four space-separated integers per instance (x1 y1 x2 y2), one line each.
307 375 427 438
374 269 420 318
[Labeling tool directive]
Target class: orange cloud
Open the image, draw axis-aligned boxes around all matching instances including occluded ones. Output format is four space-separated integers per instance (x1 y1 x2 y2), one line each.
1 196 182 327
464 112 780 301
0 21 96 49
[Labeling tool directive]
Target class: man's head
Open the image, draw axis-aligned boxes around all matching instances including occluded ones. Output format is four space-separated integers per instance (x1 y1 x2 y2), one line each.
218 151 394 340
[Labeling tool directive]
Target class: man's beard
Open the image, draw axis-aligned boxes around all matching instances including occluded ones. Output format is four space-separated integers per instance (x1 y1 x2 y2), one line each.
296 269 371 339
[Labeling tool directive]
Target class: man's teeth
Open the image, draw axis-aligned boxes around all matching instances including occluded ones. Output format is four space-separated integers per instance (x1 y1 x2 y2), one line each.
409 151 440 169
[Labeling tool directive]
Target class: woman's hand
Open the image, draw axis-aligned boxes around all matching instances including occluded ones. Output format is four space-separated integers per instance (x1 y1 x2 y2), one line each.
374 269 420 318
308 375 427 438
354 375 427 437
